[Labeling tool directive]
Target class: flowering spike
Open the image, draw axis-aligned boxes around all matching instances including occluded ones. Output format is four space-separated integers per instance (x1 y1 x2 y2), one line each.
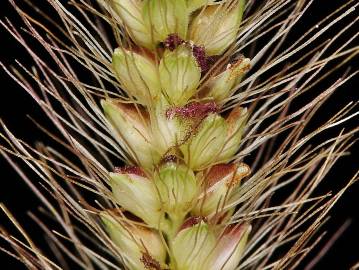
189 0 246 55
5 0 355 269
103 1 251 267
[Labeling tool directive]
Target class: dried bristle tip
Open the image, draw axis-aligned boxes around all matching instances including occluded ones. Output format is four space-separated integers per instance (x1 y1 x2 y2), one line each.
114 166 146 177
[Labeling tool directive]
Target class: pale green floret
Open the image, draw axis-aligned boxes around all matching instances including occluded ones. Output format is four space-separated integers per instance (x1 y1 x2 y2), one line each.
189 0 245 56
181 114 227 170
154 163 198 223
112 48 160 105
192 163 250 217
205 57 251 103
159 45 201 105
143 0 189 44
171 222 216 269
110 0 154 49
109 172 162 227
218 107 248 162
204 224 251 270
150 98 187 153
101 211 167 270
172 221 251 270
101 100 160 169
193 175 229 216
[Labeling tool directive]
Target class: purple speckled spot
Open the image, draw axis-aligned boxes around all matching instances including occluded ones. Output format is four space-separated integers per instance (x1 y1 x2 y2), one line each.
192 45 209 72
163 34 219 73
166 101 218 119
163 34 185 51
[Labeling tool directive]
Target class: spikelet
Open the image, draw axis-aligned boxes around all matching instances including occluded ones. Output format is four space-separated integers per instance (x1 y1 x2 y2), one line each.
0 0 357 269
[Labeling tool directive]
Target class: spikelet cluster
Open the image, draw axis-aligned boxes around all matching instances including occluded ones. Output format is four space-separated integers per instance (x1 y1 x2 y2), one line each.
0 0 357 269
99 1 252 269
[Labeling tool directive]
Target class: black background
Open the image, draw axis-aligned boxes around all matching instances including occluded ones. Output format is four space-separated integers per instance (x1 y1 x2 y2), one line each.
0 0 358 269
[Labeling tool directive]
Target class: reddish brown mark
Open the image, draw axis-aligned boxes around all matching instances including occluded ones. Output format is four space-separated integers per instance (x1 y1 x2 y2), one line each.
140 253 161 270
114 166 146 177
166 101 218 120
180 216 207 231
206 163 237 187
